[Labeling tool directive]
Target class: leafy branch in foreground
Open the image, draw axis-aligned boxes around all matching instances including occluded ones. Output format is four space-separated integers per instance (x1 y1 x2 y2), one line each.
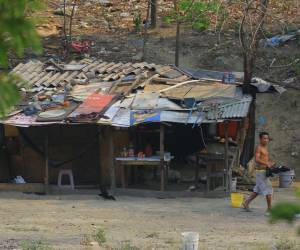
0 74 23 117
0 0 43 117
0 0 42 66
270 188 300 234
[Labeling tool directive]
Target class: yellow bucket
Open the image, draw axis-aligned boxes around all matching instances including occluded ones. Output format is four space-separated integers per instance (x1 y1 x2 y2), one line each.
231 192 244 208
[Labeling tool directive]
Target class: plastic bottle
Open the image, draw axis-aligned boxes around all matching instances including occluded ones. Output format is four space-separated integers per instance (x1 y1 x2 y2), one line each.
128 143 135 157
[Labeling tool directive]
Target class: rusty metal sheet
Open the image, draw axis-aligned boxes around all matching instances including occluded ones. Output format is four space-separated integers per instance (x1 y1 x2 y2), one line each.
160 69 183 79
155 65 171 75
68 92 115 117
131 92 160 110
184 83 236 100
144 83 169 92
163 85 193 100
162 82 236 100
69 83 103 101
112 84 132 94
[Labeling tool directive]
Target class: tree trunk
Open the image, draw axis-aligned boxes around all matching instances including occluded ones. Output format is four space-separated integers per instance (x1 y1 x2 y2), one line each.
142 0 151 61
150 0 157 28
65 2 76 59
175 21 180 66
243 54 253 84
242 0 269 85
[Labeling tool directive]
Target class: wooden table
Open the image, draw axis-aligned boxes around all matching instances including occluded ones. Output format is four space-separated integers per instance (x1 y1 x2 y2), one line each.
115 157 172 191
195 153 225 192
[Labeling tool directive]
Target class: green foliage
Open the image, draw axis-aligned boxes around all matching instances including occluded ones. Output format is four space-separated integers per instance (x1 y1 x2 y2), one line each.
215 1 229 31
133 12 142 33
161 15 175 25
0 74 23 117
270 202 300 223
0 0 42 117
270 188 300 234
93 228 106 245
164 0 218 31
20 240 53 250
0 0 42 66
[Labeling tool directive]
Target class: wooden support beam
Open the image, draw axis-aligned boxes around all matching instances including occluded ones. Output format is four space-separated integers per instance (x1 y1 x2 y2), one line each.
235 119 247 169
108 127 116 194
160 124 165 191
224 121 230 194
158 80 199 93
44 130 49 194
98 126 102 187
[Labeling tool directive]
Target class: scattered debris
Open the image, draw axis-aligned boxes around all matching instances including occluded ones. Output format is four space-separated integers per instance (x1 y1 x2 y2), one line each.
98 0 113 7
14 176 26 184
263 29 299 47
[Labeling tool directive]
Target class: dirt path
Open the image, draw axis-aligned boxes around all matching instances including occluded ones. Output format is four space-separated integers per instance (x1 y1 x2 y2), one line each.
0 188 299 250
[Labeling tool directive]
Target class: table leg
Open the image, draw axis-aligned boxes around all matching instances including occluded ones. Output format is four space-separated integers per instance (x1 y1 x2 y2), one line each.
195 165 200 187
195 156 199 187
153 167 157 180
165 163 169 187
111 160 117 193
121 164 126 188
161 164 165 191
134 166 138 184
207 164 211 192
212 163 216 190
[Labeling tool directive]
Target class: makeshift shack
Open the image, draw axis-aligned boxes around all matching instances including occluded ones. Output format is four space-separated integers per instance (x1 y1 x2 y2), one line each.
0 59 280 196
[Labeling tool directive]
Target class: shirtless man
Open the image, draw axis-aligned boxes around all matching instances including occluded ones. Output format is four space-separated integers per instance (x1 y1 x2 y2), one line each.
243 132 274 213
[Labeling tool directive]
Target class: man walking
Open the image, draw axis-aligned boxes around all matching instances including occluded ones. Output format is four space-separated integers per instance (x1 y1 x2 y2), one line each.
243 132 274 214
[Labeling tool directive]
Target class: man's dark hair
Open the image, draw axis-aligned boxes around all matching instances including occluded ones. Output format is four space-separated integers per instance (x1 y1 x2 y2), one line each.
259 131 269 139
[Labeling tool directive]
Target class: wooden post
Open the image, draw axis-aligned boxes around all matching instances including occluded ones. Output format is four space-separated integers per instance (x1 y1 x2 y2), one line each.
44 130 49 194
235 119 247 169
160 124 165 191
98 126 102 187
108 127 116 194
150 0 157 28
224 121 230 194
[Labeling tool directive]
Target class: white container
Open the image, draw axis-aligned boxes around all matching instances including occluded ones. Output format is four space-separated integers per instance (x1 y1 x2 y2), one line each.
279 170 295 188
182 232 199 250
231 177 237 192
164 152 171 161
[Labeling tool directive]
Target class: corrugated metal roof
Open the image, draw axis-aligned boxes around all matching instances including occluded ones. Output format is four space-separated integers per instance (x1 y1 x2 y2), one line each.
12 60 183 92
206 96 252 120
162 82 237 100
161 111 203 124
5 59 254 126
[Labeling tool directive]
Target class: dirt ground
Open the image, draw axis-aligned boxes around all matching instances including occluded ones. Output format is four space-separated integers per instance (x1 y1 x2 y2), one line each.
0 186 299 250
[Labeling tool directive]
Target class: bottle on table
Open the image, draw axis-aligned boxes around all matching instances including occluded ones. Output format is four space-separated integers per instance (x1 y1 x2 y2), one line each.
128 143 135 157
